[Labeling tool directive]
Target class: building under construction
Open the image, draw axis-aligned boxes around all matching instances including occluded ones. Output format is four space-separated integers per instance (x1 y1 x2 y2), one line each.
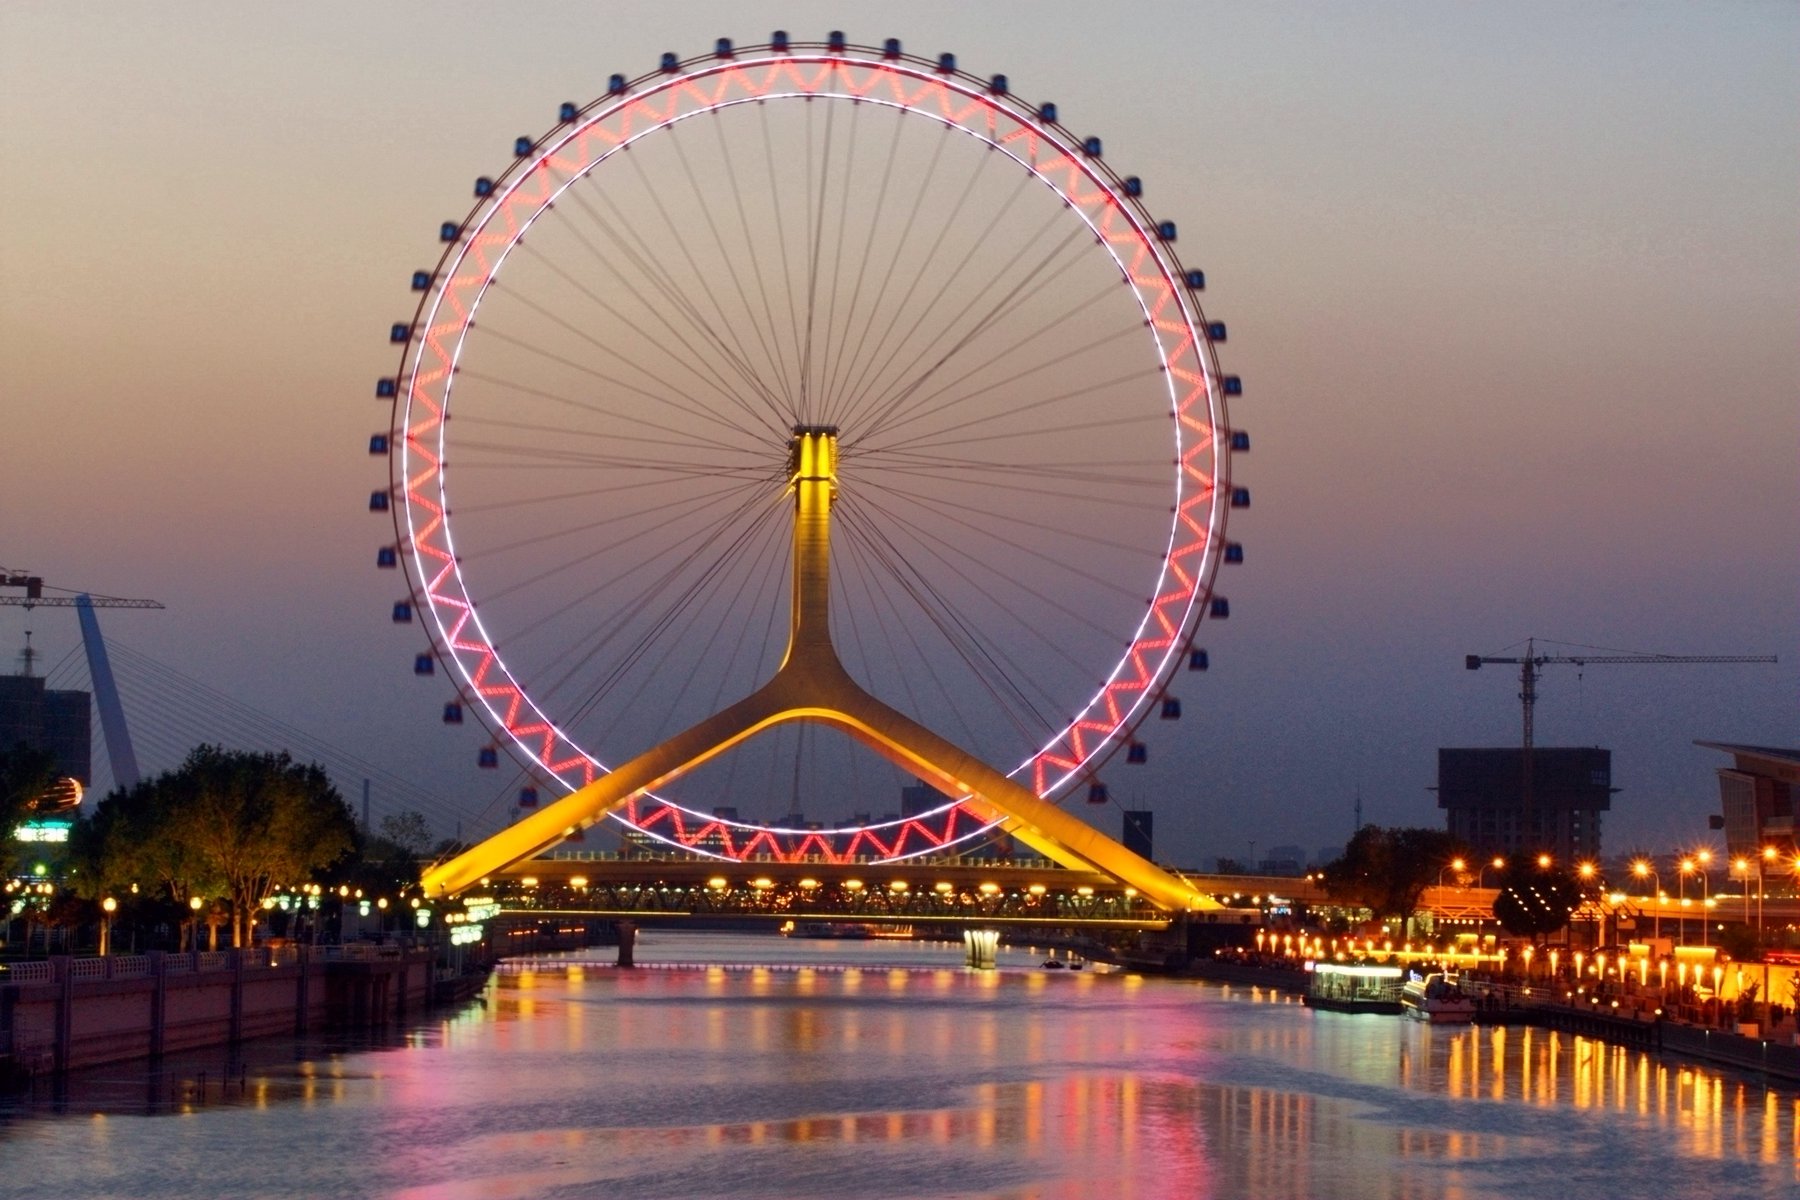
1436 747 1615 864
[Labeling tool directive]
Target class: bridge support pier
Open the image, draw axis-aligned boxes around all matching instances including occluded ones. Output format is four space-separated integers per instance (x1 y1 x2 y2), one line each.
963 928 1000 970
615 921 636 969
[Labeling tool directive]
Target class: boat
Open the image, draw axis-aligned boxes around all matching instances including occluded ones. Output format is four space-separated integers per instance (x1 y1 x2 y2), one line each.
782 922 876 939
1303 962 1404 1014
1400 971 1478 1024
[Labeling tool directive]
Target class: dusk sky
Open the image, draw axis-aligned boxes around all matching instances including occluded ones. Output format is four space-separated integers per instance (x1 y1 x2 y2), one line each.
3 2 1795 867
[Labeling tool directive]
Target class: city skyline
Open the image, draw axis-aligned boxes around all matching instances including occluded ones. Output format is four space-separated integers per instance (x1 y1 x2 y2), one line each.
2 2 1795 864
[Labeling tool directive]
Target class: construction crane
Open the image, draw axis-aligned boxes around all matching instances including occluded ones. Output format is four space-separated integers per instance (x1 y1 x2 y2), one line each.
1465 637 1777 805
1 570 164 788
0 572 164 611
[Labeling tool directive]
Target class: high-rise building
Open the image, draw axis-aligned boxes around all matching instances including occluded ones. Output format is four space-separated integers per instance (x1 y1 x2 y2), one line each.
0 674 91 785
1436 747 1614 863
1697 741 1798 858
1121 809 1153 860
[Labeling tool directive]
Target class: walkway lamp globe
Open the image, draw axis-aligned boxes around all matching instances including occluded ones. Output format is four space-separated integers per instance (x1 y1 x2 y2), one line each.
1536 853 1552 870
1476 857 1505 888
1630 860 1660 944
1439 857 1465 888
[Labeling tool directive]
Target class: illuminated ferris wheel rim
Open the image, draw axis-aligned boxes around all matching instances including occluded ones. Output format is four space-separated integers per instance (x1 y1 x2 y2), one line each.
391 38 1234 846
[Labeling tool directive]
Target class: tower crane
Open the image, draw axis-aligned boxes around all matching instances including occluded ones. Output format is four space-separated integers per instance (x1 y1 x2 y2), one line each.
1 570 165 788
1465 637 1777 806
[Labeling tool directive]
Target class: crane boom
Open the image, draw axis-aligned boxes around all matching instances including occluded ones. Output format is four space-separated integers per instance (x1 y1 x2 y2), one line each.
0 572 163 609
1465 637 1777 807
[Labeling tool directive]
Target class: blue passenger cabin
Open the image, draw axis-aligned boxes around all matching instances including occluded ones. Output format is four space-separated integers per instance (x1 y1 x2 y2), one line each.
1126 743 1148 764
478 747 499 769
1160 698 1182 719
377 547 398 569
391 600 413 623
442 702 463 725
413 654 434 675
1087 783 1109 805
1188 649 1210 671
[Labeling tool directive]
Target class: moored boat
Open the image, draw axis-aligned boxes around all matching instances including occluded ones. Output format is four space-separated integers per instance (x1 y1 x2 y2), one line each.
1401 971 1478 1024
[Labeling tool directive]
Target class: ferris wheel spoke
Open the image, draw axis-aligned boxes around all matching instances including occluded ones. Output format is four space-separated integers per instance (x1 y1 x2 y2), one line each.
472 478 775 614
857 475 1158 569
833 516 991 754
553 173 792 429
842 180 1067 437
827 134 996 424
817 105 907 430
664 128 793 412
450 414 777 467
816 117 957 431
854 463 1167 509
843 490 1138 652
838 503 1065 749
709 111 800 408
850 270 1131 447
463 318 773 448
580 506 789 744
512 492 789 715
456 365 767 459
461 478 771 568
847 368 1166 460
852 283 1134 451
612 149 794 423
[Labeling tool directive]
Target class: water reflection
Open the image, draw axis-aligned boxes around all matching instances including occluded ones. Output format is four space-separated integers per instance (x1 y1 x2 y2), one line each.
1 932 1795 1199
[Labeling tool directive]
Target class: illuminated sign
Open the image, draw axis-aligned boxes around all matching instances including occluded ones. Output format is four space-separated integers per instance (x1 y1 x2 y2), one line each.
13 821 71 844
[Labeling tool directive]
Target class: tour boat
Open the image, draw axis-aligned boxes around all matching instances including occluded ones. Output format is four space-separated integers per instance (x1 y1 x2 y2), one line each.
1400 972 1478 1024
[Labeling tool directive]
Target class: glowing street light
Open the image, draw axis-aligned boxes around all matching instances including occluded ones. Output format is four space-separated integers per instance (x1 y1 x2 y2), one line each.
1477 857 1505 888
1439 857 1466 888
100 896 117 956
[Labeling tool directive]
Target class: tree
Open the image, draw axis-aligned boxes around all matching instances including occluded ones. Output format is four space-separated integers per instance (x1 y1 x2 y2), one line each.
1320 825 1463 925
379 809 433 858
0 742 59 872
1490 860 1585 942
72 746 357 948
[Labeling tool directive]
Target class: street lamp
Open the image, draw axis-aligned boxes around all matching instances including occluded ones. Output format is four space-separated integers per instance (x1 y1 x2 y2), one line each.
1733 856 1752 923
1680 855 1712 946
1476 856 1505 888
100 896 117 957
188 895 204 954
1439 857 1466 888
1631 859 1660 943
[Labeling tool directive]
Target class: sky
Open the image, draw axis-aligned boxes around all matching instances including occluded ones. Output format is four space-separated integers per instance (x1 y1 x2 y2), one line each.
2 1 1795 869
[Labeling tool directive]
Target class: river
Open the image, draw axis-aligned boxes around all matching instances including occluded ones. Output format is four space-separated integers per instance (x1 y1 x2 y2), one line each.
1 931 1794 1199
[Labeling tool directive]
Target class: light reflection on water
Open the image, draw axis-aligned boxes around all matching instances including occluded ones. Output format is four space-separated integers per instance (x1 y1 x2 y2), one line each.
1 931 1795 1200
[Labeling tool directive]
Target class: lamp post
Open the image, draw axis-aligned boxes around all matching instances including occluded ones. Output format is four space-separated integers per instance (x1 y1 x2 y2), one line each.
1733 856 1752 923
1475 856 1505 888
1439 857 1466 888
1691 852 1712 946
1632 859 1661 944
188 895 204 954
100 896 117 956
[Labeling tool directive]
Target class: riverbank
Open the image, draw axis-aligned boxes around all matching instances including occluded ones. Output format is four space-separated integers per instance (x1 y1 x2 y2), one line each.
1187 955 1800 1086
0 945 489 1086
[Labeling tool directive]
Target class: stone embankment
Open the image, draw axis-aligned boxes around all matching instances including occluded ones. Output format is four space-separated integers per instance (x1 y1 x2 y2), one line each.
1 945 481 1083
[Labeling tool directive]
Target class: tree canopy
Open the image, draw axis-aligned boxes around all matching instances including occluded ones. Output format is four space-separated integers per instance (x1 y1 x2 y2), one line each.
1320 825 1463 923
1490 861 1586 941
70 745 357 947
0 741 60 874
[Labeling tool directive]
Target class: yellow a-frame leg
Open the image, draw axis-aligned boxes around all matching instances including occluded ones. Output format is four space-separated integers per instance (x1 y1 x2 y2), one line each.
421 428 1213 913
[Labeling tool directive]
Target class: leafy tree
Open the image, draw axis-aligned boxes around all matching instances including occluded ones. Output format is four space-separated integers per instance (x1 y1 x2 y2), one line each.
1490 860 1585 941
0 742 59 871
71 745 357 948
379 809 433 858
1320 825 1464 924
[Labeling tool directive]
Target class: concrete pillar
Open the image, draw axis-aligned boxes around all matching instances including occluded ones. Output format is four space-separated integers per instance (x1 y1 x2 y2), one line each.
228 950 245 1043
148 951 167 1059
52 956 72 1074
963 928 999 969
294 946 310 1036
616 921 637 968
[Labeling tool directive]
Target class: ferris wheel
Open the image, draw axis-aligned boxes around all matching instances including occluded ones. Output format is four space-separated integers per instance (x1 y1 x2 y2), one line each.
372 33 1245 865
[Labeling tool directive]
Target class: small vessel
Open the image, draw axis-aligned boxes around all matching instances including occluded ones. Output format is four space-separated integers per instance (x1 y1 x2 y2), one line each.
1303 962 1405 1014
1401 971 1478 1024
782 922 876 939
